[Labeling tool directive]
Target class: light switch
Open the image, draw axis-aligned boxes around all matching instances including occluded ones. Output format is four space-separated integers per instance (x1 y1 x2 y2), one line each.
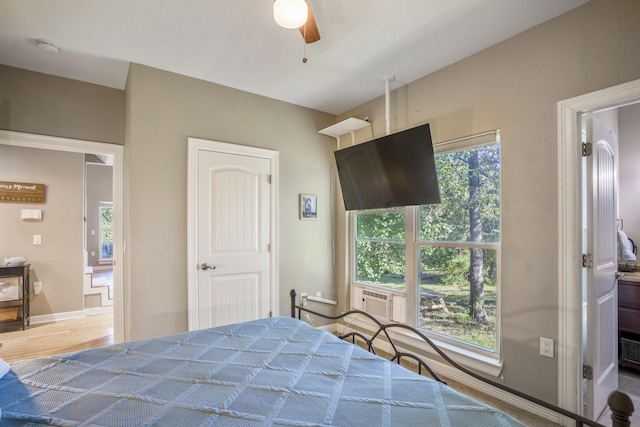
33 235 41 245
91 230 95 235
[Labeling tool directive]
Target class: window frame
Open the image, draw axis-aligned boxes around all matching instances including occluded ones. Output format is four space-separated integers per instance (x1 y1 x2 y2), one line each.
352 207 408 292
98 201 114 263
349 130 502 371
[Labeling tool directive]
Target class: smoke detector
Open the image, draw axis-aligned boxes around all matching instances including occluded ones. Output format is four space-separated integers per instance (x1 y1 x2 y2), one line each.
36 40 60 54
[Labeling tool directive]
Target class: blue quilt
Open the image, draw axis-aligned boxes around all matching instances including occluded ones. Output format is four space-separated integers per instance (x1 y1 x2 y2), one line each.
0 317 524 426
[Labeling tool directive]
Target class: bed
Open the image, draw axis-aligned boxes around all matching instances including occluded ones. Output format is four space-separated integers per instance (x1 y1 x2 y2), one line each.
0 290 633 426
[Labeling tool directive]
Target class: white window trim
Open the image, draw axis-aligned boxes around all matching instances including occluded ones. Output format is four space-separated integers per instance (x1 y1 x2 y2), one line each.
98 201 114 264
348 130 502 376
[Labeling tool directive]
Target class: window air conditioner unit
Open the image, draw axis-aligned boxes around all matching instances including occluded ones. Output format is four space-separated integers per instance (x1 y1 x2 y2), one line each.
362 289 391 320
352 286 406 323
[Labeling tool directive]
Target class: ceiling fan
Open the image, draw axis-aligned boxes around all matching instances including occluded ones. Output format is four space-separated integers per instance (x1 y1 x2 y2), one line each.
273 0 321 44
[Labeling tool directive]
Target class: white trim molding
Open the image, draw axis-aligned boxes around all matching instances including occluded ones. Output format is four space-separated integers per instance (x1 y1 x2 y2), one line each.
29 306 113 325
85 305 114 317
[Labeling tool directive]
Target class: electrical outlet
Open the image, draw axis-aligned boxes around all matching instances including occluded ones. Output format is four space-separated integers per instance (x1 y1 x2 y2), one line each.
300 292 308 307
315 291 321 298
540 337 554 358
34 281 42 294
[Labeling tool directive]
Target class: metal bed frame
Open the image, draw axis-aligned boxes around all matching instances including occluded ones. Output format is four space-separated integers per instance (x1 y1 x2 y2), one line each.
290 289 634 427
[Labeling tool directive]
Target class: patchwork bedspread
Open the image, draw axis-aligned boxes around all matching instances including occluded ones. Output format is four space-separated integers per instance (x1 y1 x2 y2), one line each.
0 317 524 426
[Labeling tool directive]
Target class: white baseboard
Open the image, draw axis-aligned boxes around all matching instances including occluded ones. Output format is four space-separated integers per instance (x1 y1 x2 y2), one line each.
85 306 114 316
30 310 86 325
29 307 113 325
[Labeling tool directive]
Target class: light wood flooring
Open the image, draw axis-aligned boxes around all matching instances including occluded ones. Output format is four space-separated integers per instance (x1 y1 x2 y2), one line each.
1 315 638 426
0 313 113 363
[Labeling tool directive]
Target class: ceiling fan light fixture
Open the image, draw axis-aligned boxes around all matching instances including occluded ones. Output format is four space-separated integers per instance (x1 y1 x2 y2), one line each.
273 0 308 29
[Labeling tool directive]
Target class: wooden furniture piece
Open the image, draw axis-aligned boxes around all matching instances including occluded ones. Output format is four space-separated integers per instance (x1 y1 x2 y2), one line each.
619 279 640 370
0 263 30 331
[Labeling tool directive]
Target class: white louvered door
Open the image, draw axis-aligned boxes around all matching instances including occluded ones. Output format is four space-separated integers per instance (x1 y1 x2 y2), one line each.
195 147 273 328
585 115 618 420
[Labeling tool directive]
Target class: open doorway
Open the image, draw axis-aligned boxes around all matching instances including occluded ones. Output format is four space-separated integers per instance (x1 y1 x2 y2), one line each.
580 110 620 420
557 79 640 420
84 157 114 314
0 130 123 348
582 103 640 423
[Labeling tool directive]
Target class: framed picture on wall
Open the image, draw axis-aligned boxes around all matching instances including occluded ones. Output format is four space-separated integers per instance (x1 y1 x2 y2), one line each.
300 194 317 220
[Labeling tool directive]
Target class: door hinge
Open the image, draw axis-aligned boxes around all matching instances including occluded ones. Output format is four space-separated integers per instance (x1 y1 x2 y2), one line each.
269 311 273 318
583 364 593 380
582 142 593 157
582 253 593 268
267 174 272 184
267 243 271 252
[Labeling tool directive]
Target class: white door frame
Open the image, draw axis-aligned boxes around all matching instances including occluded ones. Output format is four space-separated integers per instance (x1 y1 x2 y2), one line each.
187 138 279 331
0 130 125 343
557 78 640 418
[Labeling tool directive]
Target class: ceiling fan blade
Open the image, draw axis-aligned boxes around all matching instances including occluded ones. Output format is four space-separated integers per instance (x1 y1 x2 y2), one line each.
299 2 320 44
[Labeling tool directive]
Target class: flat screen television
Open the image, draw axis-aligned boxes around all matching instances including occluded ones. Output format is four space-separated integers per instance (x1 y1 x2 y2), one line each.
334 123 440 210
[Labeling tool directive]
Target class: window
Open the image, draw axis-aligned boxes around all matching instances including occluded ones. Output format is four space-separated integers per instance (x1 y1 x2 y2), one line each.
354 209 406 291
352 131 501 354
99 202 113 263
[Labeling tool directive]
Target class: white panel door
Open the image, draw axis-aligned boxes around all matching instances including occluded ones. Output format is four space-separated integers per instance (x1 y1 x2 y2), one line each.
195 148 272 328
585 115 618 420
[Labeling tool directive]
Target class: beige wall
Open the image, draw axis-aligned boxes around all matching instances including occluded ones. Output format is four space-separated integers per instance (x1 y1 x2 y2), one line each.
0 65 125 145
0 62 336 340
336 0 640 401
0 66 125 318
0 145 84 315
124 64 336 340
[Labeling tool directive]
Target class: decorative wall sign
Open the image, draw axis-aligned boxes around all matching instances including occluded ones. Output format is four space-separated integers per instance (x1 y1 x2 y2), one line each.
300 194 317 220
0 181 45 203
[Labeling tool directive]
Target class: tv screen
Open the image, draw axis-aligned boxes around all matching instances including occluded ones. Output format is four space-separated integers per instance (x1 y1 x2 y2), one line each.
334 123 440 210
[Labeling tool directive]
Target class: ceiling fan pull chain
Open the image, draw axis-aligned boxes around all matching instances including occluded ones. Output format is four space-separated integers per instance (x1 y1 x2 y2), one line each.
302 36 308 63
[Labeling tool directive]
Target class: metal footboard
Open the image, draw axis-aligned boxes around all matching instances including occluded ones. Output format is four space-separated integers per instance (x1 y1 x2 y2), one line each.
290 289 634 427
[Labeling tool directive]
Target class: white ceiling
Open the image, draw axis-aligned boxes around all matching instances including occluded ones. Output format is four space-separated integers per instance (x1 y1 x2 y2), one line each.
0 0 588 115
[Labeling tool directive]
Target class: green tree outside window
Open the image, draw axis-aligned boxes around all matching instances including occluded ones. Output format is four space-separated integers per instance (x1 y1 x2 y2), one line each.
353 140 500 350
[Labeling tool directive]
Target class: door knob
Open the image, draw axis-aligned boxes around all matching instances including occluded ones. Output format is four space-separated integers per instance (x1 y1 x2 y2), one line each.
200 263 216 271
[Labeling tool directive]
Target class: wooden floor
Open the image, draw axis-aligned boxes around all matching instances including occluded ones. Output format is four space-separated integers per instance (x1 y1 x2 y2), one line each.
0 313 113 363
